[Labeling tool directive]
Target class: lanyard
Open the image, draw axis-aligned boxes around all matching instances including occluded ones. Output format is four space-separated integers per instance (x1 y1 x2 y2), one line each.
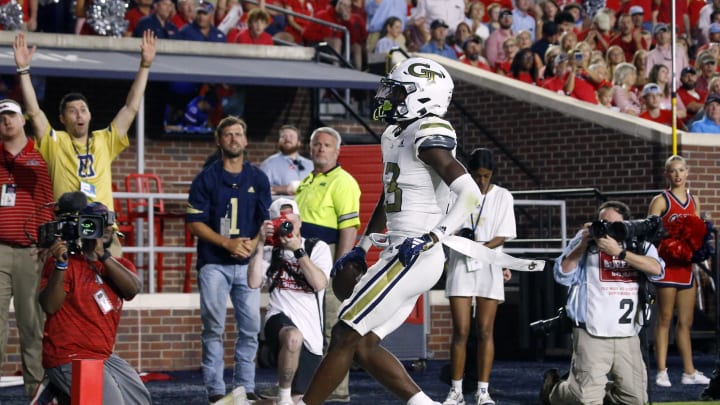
469 194 487 234
2 148 19 183
70 135 91 158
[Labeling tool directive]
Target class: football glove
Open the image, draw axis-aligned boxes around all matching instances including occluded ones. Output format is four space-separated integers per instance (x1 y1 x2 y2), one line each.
331 246 367 278
398 233 435 267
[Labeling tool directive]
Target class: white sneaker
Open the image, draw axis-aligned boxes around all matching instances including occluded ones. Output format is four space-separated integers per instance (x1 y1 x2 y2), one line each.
442 388 465 405
474 391 495 405
656 369 672 387
682 370 711 385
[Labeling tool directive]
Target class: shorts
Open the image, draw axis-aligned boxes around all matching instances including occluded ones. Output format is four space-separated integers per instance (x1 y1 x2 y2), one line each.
445 250 505 302
338 241 445 339
263 313 321 395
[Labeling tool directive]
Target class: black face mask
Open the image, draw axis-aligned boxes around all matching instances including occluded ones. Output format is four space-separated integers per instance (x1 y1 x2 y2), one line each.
372 79 410 124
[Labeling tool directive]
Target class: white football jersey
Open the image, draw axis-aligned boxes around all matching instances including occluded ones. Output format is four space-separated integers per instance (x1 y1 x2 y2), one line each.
381 116 457 235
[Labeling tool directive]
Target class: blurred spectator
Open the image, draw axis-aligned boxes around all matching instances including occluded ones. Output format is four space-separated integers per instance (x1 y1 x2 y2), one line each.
516 29 532 50
695 51 718 94
124 0 153 37
632 49 649 89
639 83 685 128
537 0 560 34
597 85 617 110
412 0 465 35
495 36 519 74
554 10 575 34
628 6 650 42
306 0 368 70
365 0 407 53
646 23 689 78
562 3 582 30
228 8 274 44
541 52 597 103
580 11 611 53
510 47 538 84
696 23 720 58
133 0 179 38
512 0 535 40
420 19 458 59
605 45 627 85
612 62 642 115
647 63 687 119
539 44 561 80
486 3 502 33
450 22 473 58
260 125 314 196
404 15 430 52
653 0 689 37
690 94 720 132
610 13 648 62
678 66 707 123
486 8 513 67
373 16 406 53
559 30 577 53
284 0 315 44
699 0 720 45
172 0 196 29
573 41 605 87
465 1 489 40
531 20 560 67
460 36 492 70
179 1 227 41
587 62 610 89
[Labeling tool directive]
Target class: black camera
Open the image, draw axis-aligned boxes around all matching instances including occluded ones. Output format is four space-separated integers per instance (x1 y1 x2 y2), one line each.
530 307 570 335
37 211 115 249
456 228 475 240
266 215 294 246
589 215 664 243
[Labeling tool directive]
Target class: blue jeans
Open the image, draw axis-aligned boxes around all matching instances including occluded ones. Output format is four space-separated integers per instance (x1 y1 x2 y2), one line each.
199 263 260 397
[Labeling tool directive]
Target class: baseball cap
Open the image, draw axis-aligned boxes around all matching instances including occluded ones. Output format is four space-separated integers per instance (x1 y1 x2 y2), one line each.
499 8 512 18
462 36 482 51
269 198 299 219
681 66 696 76
0 99 22 115
710 22 720 34
653 23 668 36
629 5 644 16
706 94 720 105
701 53 717 65
594 13 610 31
554 52 569 65
196 1 214 13
641 83 662 97
430 19 449 30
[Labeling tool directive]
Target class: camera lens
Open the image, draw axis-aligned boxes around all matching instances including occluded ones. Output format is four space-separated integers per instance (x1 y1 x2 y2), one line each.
278 221 294 237
79 218 98 237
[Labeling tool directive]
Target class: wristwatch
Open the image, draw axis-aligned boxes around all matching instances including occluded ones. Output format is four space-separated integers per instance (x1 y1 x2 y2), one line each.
294 248 307 259
98 250 112 262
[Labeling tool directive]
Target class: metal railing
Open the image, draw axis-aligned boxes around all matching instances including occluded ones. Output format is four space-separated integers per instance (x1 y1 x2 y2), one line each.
114 191 192 293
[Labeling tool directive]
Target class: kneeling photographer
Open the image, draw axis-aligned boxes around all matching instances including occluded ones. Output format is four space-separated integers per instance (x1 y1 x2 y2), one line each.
541 201 664 405
36 193 151 404
248 199 332 405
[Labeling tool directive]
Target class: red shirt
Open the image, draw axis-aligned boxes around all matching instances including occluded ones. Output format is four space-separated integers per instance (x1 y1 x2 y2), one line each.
639 108 679 127
542 73 598 104
514 71 535 84
305 7 367 44
227 28 274 45
41 255 137 368
609 30 648 62
460 57 492 71
678 87 707 120
171 13 190 29
284 0 315 44
654 0 688 33
0 139 54 246
125 7 149 35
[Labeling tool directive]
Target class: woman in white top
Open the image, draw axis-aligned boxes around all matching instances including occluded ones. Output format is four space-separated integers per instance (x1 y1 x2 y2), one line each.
442 148 517 405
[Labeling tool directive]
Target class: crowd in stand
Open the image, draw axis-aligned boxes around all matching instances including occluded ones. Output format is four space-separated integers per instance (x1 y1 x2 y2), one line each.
13 0 720 132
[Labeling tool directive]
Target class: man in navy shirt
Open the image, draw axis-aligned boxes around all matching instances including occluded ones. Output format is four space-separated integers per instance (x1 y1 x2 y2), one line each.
187 116 272 403
419 19 458 60
133 0 179 39
178 1 226 42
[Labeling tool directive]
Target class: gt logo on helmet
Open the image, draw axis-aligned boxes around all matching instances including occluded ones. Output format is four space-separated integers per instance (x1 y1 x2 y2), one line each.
408 63 446 80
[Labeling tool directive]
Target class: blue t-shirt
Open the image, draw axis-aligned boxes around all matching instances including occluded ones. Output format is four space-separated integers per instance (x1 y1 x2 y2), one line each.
259 152 314 188
689 117 720 134
133 14 179 38
178 22 226 42
419 41 458 60
186 160 272 268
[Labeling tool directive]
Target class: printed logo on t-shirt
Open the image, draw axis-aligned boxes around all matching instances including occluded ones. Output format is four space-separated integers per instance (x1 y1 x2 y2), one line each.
598 251 639 283
77 154 95 178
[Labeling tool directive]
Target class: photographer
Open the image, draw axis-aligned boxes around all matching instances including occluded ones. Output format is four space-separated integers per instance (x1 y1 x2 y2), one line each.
541 201 664 405
38 201 150 404
248 198 332 405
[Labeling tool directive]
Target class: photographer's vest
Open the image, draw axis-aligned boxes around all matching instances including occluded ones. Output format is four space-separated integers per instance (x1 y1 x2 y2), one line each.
584 250 643 337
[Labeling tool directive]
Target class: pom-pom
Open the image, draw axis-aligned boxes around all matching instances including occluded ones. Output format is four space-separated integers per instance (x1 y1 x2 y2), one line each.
0 1 25 31
659 214 715 265
86 0 129 37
